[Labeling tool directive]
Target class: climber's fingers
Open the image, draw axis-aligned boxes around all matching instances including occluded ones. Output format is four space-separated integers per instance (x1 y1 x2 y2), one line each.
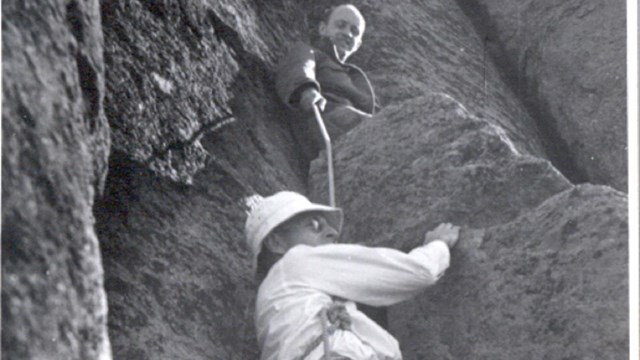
424 222 461 248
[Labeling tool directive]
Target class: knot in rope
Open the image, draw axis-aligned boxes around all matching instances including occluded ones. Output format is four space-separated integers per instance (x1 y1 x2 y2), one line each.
324 302 352 332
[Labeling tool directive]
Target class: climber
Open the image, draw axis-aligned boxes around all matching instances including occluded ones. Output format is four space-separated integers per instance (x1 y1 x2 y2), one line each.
275 4 375 167
245 191 459 360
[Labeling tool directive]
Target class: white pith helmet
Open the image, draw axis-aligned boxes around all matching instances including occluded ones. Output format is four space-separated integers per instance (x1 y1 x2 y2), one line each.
244 191 343 274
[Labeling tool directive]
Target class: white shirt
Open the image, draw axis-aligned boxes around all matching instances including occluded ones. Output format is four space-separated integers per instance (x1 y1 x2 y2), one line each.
255 241 450 360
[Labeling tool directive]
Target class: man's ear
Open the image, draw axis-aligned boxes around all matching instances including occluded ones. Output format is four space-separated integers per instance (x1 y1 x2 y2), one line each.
264 233 288 255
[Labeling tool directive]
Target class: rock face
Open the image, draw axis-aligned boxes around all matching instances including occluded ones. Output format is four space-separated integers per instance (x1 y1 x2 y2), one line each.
2 0 111 359
95 158 263 359
311 0 547 159
101 0 308 184
458 0 627 191
311 94 627 359
3 0 628 359
96 1 309 358
392 185 627 360
310 94 573 247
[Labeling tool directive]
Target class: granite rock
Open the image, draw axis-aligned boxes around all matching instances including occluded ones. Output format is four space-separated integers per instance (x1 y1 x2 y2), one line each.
458 0 627 190
392 184 627 359
2 0 111 359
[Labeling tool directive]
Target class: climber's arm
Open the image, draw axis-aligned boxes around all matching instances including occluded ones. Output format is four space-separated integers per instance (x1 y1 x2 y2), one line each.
275 41 322 108
283 241 451 307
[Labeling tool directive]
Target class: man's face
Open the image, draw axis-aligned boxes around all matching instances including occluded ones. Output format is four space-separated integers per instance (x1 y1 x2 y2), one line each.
274 212 339 251
319 5 365 61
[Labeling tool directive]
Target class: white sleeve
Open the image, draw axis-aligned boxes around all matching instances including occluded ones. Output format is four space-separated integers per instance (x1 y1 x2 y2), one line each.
282 242 450 306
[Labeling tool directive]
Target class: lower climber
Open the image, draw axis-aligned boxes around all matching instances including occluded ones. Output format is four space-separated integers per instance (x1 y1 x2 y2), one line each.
245 191 459 359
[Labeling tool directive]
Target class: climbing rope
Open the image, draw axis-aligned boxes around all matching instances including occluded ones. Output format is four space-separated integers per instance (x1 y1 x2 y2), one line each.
312 103 336 207
295 300 352 360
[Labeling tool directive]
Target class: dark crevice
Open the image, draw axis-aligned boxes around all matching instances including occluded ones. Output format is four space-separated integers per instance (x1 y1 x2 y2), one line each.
93 150 143 227
66 0 84 43
67 0 101 132
141 0 168 19
76 53 101 131
1 221 32 265
205 8 303 177
17 104 36 128
204 7 304 177
207 9 238 46
454 0 589 185
522 78 590 184
99 1 117 28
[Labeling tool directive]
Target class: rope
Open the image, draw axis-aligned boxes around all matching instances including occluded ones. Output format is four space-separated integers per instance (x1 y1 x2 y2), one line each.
312 103 335 207
321 308 332 358
295 300 352 360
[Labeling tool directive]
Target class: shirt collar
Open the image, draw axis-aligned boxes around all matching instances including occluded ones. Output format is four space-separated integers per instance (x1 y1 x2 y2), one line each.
316 37 347 64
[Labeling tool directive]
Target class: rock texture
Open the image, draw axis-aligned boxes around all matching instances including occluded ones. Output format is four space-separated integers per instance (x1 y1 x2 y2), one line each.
3 0 628 359
310 94 573 247
102 0 307 184
458 0 627 191
96 157 262 359
97 1 309 358
309 0 547 159
311 94 627 359
393 184 627 360
2 0 111 359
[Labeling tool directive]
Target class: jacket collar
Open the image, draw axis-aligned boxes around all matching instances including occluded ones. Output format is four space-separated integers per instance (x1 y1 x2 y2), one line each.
315 37 347 64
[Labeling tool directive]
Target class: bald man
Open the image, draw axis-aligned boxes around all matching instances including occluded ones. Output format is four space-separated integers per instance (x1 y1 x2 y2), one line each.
276 4 376 166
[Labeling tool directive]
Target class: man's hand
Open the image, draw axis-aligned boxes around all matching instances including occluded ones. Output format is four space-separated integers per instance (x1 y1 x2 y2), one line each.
423 223 460 248
299 87 327 112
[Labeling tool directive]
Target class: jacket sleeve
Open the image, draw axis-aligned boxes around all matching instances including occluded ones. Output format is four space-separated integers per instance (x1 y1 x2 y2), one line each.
275 41 321 107
283 242 450 307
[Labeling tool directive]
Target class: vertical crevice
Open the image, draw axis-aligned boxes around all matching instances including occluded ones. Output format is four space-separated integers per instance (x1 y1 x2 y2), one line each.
93 150 141 230
454 0 589 184
66 1 84 43
76 53 101 130
67 0 101 132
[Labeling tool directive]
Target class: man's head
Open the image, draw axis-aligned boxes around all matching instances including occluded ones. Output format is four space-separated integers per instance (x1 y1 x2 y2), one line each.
319 4 366 61
244 191 343 273
263 211 339 254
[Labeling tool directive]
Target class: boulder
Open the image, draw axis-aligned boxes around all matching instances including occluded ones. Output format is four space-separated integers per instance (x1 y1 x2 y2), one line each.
310 93 626 359
393 184 627 359
2 0 111 359
458 0 627 191
310 94 572 248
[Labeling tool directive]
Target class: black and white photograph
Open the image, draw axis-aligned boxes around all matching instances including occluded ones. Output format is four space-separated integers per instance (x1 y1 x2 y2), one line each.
2 0 637 359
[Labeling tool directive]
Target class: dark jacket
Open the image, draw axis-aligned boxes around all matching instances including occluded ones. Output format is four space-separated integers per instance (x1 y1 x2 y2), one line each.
275 39 376 114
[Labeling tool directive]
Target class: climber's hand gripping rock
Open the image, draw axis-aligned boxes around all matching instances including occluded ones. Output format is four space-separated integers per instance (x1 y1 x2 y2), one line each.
424 222 460 248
